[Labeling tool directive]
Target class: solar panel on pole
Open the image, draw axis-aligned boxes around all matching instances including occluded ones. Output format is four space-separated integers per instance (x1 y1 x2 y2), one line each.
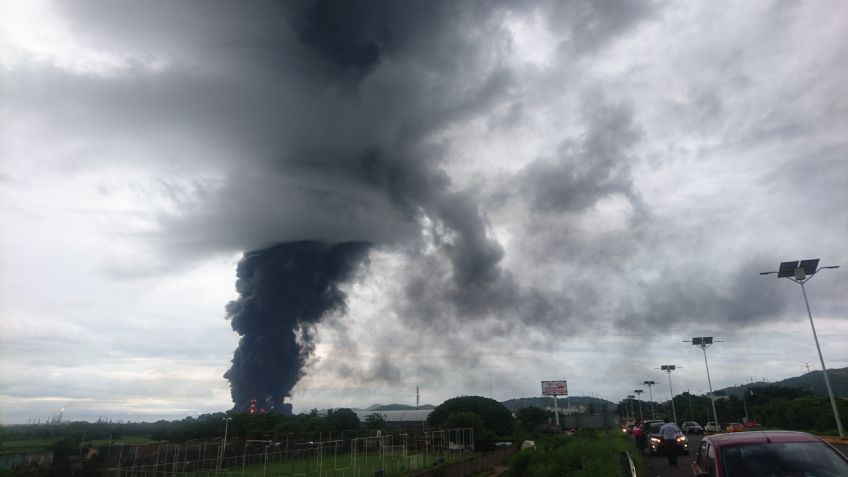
799 259 820 276
778 261 798 278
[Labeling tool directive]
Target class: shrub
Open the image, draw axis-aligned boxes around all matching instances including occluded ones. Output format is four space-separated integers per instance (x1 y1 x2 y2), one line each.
508 432 638 477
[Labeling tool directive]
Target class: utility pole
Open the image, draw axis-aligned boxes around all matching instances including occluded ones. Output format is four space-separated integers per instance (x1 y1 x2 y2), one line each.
802 363 815 393
687 390 694 421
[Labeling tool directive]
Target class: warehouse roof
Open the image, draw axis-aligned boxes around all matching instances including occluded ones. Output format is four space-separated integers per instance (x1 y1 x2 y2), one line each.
355 409 432 422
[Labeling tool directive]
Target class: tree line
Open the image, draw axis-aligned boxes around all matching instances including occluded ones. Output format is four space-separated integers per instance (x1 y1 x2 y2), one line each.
619 385 848 434
1 397 527 450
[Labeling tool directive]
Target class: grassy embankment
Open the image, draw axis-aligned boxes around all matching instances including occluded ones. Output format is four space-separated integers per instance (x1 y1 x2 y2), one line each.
506 430 641 477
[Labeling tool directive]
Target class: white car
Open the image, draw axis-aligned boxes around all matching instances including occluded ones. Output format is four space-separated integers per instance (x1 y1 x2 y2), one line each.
704 421 722 433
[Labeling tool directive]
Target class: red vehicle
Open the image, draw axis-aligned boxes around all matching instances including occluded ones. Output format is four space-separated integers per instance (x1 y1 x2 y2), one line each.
691 431 848 477
725 422 745 433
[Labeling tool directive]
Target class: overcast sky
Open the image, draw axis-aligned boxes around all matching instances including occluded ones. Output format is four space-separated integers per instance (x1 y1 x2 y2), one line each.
1 0 847 425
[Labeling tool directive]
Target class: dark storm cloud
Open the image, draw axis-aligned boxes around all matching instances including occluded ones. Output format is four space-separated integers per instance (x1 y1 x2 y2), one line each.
395 239 572 338
290 0 389 73
24 0 843 406
620 258 794 332
27 0 663 262
126 0 533 403
518 99 643 213
549 0 659 54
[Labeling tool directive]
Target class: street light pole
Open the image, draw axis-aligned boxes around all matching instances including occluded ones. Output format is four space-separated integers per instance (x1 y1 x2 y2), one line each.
634 389 644 421
685 337 721 433
621 398 629 423
658 365 679 424
643 381 656 419
760 260 843 439
218 417 232 474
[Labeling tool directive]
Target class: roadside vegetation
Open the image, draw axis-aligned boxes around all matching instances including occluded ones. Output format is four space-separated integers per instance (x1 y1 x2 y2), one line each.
618 385 848 435
3 389 845 476
507 430 639 477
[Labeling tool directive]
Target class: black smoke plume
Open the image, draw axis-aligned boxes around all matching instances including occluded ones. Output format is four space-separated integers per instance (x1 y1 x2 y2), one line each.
223 241 370 412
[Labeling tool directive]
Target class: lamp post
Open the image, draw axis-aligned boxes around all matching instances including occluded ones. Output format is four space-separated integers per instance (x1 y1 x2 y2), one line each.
760 259 843 438
634 389 644 421
217 417 232 474
657 365 679 424
684 337 721 434
643 381 656 419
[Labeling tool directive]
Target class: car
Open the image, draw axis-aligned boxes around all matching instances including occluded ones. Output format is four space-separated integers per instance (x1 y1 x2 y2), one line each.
691 430 848 477
682 421 704 435
725 422 745 433
645 420 689 455
704 421 722 433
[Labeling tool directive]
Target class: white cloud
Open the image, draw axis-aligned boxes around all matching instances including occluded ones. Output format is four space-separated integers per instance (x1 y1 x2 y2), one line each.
1 0 169 77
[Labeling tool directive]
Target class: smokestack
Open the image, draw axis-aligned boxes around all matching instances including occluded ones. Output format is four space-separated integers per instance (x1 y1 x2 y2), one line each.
224 240 370 412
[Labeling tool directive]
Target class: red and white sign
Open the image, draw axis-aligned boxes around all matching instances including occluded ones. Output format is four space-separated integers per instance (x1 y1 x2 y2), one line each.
541 380 568 396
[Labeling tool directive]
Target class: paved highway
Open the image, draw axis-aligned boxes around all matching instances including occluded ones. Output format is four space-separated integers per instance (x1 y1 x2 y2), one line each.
639 435 848 477
641 435 702 477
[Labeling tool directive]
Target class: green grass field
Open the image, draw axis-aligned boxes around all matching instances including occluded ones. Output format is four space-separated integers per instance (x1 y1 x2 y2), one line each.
0 439 57 453
89 435 156 446
1 435 155 454
236 449 470 477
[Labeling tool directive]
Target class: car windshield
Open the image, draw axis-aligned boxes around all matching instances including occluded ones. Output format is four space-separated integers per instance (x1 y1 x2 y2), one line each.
648 422 678 433
721 441 848 477
683 422 698 426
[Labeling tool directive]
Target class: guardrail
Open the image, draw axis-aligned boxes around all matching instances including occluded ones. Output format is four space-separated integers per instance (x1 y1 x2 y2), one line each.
619 451 636 477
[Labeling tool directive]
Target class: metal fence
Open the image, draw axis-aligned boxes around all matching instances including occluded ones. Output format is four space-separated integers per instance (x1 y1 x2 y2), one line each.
108 428 476 477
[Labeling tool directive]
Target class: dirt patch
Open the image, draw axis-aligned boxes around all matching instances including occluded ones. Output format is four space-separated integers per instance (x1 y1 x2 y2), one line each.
485 464 509 477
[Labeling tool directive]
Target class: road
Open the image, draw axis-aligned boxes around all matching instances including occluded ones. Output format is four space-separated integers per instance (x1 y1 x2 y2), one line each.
641 435 702 477
640 435 848 477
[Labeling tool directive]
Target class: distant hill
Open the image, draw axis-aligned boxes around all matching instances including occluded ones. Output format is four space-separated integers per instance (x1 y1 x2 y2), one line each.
362 404 435 411
718 367 848 397
501 396 616 412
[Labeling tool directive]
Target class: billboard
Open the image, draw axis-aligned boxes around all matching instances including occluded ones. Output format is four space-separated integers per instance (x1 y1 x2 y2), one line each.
541 380 568 396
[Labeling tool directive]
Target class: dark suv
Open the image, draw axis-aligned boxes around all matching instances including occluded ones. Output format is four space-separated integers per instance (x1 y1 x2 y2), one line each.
645 420 689 455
